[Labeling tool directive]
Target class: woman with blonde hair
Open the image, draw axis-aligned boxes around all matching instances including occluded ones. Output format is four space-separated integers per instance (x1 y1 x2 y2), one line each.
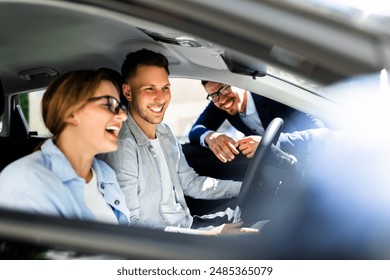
0 69 130 225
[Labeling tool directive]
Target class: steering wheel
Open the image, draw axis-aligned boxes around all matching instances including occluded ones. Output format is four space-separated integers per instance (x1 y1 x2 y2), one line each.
236 117 285 222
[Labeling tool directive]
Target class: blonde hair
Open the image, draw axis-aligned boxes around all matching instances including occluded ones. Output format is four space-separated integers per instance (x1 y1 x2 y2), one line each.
41 69 119 137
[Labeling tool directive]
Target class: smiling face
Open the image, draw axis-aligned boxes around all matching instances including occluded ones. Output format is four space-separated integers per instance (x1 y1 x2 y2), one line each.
124 65 171 138
204 81 242 115
71 80 128 155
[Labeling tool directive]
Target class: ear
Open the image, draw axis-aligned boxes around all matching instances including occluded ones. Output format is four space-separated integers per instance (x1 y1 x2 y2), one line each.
122 84 132 101
65 113 78 126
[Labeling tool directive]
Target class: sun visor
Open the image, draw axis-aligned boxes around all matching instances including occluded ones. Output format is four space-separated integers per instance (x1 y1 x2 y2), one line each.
222 51 267 79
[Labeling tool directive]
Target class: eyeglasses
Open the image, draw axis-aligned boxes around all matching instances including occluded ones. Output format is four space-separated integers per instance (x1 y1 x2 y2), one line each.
206 84 231 103
87 95 127 115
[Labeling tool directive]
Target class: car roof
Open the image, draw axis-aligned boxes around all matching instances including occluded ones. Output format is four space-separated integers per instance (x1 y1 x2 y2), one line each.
1 0 390 97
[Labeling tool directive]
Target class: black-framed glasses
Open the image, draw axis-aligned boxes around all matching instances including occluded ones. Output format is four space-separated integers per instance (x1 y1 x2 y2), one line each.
87 95 127 115
206 84 231 103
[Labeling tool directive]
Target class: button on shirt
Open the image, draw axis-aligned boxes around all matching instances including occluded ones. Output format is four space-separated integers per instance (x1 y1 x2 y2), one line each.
84 168 119 224
98 113 241 231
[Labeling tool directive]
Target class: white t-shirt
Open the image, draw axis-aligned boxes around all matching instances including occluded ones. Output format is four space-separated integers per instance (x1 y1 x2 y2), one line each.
149 138 187 226
84 168 118 224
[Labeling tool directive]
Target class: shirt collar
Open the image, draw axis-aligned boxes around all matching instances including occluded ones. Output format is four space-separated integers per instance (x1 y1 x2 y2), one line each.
40 138 116 185
124 112 169 146
240 91 256 117
41 139 80 182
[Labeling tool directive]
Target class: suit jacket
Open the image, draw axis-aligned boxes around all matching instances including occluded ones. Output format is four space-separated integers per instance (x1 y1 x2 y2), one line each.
189 92 324 144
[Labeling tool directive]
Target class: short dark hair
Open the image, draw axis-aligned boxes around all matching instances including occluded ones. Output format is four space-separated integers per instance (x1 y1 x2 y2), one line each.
121 48 170 81
201 80 210 87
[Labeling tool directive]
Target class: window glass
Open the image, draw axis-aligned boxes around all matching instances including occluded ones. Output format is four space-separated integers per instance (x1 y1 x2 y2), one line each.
18 79 238 140
21 79 209 140
165 78 208 142
19 90 51 137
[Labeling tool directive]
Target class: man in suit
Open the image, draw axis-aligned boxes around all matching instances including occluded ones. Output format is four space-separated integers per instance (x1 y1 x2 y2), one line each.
189 81 326 163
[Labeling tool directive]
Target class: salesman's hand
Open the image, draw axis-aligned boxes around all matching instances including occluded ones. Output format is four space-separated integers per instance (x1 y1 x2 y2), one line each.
236 135 261 159
205 132 239 163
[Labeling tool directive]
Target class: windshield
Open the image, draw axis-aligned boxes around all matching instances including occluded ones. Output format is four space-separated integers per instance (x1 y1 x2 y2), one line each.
285 0 390 35
264 0 390 93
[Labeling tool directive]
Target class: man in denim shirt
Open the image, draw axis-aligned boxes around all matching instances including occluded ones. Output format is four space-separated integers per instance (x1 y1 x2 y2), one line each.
99 49 259 235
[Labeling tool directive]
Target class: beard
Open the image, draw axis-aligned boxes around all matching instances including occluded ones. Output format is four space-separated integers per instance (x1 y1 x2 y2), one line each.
135 106 165 125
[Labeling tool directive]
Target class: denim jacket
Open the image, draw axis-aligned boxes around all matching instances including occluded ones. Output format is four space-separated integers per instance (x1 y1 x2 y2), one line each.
99 113 241 230
0 139 130 225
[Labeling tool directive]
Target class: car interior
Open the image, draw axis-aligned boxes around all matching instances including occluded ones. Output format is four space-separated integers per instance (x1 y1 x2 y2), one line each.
1 0 390 260
0 1 305 220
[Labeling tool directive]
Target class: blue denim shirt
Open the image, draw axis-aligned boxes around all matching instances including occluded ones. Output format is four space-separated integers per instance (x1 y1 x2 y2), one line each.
99 113 241 230
0 139 130 225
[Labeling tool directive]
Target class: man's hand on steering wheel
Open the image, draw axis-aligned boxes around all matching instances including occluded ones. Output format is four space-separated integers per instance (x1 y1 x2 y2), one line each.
237 118 284 212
